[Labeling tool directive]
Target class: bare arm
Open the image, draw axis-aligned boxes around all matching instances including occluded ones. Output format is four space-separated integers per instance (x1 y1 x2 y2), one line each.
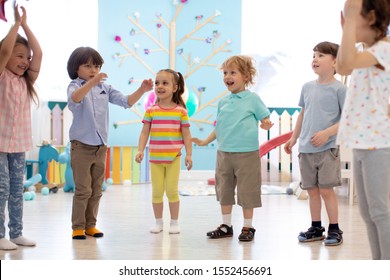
311 122 340 147
0 3 22 73
135 122 151 163
181 126 193 170
20 6 42 82
260 116 274 130
284 109 304 154
71 73 108 103
191 130 216 146
336 0 379 75
127 79 153 106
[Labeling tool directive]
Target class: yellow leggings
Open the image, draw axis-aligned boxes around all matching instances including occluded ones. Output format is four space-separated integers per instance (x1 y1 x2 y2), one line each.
150 156 181 203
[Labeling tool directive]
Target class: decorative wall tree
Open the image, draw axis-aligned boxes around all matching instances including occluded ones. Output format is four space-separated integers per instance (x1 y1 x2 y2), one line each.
111 0 234 131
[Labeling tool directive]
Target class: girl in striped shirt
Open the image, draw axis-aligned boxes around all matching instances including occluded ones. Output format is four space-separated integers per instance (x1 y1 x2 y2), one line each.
136 69 193 234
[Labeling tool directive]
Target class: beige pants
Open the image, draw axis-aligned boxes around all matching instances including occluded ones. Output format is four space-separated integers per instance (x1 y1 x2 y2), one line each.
70 140 107 230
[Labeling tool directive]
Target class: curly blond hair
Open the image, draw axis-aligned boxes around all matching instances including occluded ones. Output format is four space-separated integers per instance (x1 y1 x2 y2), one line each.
220 55 257 87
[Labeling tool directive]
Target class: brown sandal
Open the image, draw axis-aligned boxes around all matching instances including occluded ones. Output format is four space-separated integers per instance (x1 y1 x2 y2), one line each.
207 224 233 239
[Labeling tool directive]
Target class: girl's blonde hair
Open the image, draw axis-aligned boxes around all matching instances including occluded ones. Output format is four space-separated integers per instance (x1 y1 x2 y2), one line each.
220 55 257 87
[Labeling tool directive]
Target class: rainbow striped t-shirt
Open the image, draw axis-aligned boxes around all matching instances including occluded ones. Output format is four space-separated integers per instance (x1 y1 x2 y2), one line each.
143 104 190 163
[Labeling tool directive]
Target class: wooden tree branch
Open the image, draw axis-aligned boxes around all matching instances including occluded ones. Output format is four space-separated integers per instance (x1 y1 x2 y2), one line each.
118 41 156 76
176 13 219 47
184 41 231 79
128 16 169 54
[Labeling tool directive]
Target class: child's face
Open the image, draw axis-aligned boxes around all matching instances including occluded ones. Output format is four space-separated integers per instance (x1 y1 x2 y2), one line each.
77 59 101 81
312 51 336 77
6 44 31 76
222 65 248 94
155 71 178 102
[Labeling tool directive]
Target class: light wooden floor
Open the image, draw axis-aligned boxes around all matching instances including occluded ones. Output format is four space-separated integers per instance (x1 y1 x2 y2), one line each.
0 180 371 261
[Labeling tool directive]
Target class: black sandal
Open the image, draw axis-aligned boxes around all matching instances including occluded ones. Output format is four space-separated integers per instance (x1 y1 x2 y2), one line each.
207 224 233 239
238 227 256 242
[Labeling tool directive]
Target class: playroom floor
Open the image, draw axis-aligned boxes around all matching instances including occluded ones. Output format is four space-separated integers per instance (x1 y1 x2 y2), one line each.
0 179 372 261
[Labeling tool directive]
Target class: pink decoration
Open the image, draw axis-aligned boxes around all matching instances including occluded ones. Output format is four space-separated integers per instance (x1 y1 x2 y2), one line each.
0 0 7 22
213 120 217 127
143 91 156 110
115 36 121 42
157 23 162 28
181 0 188 3
144 49 150 55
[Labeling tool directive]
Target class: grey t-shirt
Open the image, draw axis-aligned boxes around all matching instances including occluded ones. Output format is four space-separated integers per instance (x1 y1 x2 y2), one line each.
298 80 347 153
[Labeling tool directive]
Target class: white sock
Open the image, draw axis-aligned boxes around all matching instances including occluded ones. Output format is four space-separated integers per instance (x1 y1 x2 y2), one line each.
169 219 180 234
150 219 163 234
10 236 36 247
0 238 18 250
222 214 232 227
244 219 253 228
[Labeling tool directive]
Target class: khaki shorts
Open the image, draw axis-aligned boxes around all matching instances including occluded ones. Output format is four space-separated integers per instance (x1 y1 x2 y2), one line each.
298 148 341 189
215 150 262 208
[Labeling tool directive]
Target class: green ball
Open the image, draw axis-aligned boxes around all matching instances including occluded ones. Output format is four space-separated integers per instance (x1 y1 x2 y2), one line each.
23 192 32 201
41 187 50 195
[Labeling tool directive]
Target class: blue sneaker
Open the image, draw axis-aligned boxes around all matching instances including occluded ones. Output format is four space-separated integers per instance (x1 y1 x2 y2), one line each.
324 229 343 246
298 226 325 242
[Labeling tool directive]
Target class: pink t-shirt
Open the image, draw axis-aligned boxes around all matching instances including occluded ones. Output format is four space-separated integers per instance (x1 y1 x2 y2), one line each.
0 69 33 152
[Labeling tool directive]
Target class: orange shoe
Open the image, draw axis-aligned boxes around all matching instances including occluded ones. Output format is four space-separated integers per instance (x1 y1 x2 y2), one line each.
72 229 86 240
85 227 104 238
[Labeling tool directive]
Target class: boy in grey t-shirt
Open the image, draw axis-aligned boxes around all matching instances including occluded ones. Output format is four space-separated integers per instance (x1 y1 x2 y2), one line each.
284 41 346 246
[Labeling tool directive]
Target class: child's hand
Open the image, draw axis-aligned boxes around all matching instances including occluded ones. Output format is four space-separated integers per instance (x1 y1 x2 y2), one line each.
284 138 296 154
192 137 206 146
185 155 192 171
135 152 144 163
311 130 329 147
140 79 153 93
90 73 108 86
260 118 274 130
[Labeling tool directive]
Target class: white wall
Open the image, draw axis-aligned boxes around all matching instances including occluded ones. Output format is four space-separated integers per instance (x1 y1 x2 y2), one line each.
242 0 344 107
0 0 98 102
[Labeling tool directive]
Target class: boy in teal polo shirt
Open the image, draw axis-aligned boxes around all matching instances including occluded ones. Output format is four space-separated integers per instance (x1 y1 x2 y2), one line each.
192 55 273 241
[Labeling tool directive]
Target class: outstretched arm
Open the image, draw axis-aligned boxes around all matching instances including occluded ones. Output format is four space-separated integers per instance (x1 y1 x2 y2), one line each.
192 130 216 146
127 79 153 106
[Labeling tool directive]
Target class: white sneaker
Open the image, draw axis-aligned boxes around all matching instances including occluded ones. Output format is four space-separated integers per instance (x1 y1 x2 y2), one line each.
10 236 36 247
169 224 180 234
150 224 163 234
0 238 18 250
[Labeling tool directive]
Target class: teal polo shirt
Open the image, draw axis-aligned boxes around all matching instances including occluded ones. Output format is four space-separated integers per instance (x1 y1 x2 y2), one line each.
215 90 270 152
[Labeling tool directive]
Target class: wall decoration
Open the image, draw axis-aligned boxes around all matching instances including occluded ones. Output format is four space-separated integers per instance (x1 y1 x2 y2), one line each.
99 0 241 170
